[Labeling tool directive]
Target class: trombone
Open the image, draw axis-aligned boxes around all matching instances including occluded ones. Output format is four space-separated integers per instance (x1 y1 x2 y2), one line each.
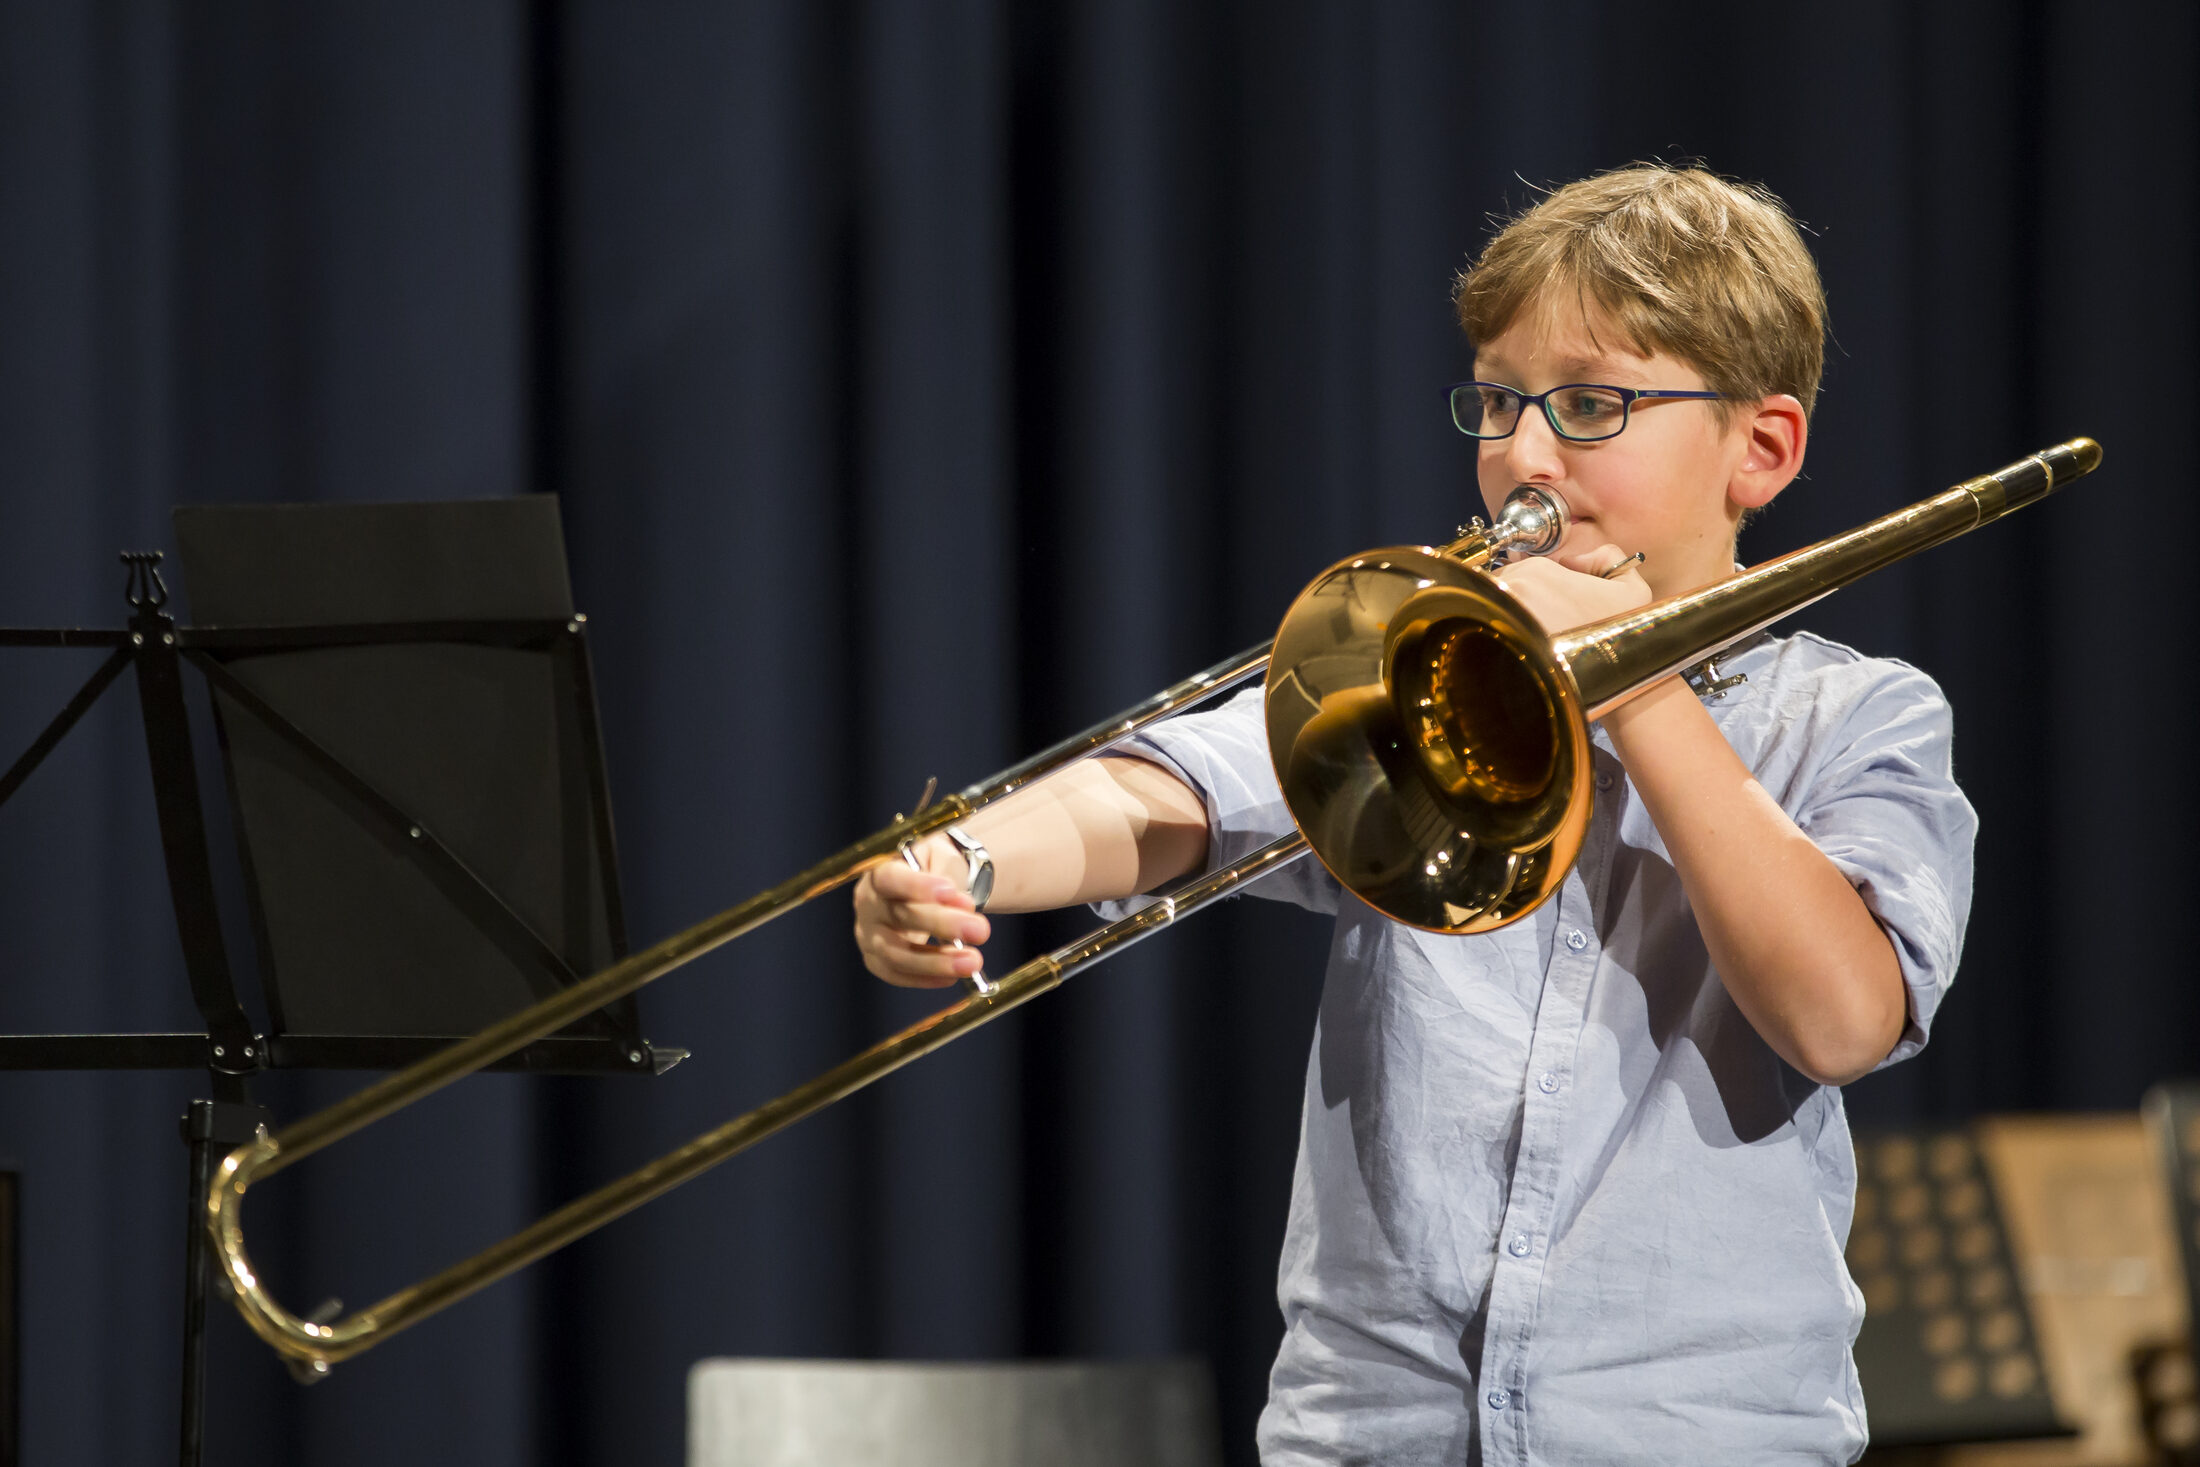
209 438 2101 1376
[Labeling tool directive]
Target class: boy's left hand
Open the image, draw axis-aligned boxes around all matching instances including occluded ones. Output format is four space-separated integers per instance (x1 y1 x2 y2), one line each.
1492 542 1653 633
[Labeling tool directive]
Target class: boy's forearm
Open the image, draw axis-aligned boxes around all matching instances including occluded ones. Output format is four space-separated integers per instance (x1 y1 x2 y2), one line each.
1602 678 1907 1086
944 755 1208 913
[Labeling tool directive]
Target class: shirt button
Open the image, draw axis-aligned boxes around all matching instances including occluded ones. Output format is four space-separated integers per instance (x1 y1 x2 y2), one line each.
1487 1388 1511 1410
1595 770 1615 791
1537 1071 1559 1094
1565 928 1588 952
1507 1233 1531 1258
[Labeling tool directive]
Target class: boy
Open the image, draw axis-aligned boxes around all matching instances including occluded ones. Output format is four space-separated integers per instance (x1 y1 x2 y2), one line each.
854 166 1974 1465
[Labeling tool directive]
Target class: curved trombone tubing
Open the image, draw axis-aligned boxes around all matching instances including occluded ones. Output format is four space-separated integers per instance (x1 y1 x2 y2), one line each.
214 830 1313 1373
210 445 2100 1375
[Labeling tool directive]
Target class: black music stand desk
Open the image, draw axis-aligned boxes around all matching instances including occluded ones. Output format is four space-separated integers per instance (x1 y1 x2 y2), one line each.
0 495 682 1467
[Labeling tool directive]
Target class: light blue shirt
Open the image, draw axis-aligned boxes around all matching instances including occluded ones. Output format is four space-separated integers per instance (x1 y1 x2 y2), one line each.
1103 629 1975 1466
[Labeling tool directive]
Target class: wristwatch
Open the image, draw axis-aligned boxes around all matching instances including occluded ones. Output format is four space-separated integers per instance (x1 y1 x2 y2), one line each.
942 824 994 911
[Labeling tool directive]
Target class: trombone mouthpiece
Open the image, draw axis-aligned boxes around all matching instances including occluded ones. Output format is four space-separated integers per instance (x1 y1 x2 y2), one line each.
1496 485 1568 558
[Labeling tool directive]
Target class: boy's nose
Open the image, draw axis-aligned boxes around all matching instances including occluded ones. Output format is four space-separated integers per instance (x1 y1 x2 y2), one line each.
1502 405 1568 484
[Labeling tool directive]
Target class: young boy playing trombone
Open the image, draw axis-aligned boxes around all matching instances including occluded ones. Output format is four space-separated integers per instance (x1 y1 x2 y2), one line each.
855 165 1975 1464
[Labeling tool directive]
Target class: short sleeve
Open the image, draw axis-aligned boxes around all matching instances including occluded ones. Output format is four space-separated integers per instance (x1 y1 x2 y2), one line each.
1091 685 1341 920
1791 663 1978 1069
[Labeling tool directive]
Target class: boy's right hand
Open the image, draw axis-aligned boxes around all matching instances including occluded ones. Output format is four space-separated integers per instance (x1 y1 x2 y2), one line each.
852 844 991 988
1494 541 1653 633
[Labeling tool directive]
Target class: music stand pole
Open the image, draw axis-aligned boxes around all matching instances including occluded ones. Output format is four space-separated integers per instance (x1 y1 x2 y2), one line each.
178 1101 268 1467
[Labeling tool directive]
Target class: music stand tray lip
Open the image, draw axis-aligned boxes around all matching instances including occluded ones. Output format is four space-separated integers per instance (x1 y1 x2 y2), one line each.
181 618 582 650
3 620 581 648
0 1033 686 1076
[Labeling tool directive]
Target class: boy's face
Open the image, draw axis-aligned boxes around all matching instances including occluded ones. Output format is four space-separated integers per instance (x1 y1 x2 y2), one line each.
1471 301 1778 597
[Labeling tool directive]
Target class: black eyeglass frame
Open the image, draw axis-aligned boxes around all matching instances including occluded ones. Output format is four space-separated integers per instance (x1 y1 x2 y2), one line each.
1445 381 1726 443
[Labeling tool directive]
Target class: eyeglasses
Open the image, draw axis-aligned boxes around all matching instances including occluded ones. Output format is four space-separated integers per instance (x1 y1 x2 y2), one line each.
1446 381 1725 443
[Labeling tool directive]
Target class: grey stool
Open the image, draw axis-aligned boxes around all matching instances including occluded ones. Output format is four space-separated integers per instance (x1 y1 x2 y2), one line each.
686 1358 1224 1467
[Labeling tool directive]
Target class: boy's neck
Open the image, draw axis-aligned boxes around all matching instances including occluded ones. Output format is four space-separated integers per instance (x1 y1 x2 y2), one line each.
1643 543 1743 603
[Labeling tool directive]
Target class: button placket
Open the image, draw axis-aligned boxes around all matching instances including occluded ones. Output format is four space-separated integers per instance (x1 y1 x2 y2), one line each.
1479 872 1596 1458
1487 779 1613 1462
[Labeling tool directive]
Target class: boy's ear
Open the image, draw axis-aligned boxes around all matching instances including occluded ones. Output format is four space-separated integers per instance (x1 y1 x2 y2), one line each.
1729 394 1808 511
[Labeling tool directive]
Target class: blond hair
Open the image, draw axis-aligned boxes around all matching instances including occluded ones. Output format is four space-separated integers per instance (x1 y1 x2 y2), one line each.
1453 166 1827 420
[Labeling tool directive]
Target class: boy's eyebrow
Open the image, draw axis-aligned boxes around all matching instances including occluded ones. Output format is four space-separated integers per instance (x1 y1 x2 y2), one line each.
1473 353 1653 384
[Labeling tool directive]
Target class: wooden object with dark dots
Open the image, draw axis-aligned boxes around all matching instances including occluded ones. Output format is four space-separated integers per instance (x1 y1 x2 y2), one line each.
2141 1084 2200 1464
1860 1115 2188 1466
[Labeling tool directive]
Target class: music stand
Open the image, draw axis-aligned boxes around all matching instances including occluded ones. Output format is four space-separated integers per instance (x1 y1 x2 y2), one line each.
1846 1124 2071 1449
0 496 681 1467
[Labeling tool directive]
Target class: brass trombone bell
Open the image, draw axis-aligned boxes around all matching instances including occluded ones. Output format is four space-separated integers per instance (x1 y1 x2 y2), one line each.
209 441 2100 1376
1268 554 1589 930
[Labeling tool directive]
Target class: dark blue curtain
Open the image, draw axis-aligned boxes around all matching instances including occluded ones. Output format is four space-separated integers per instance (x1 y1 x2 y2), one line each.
0 3 2193 1463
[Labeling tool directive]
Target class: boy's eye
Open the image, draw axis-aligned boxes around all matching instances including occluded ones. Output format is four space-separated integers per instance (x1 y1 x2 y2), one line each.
1554 388 1620 421
1478 386 1521 415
